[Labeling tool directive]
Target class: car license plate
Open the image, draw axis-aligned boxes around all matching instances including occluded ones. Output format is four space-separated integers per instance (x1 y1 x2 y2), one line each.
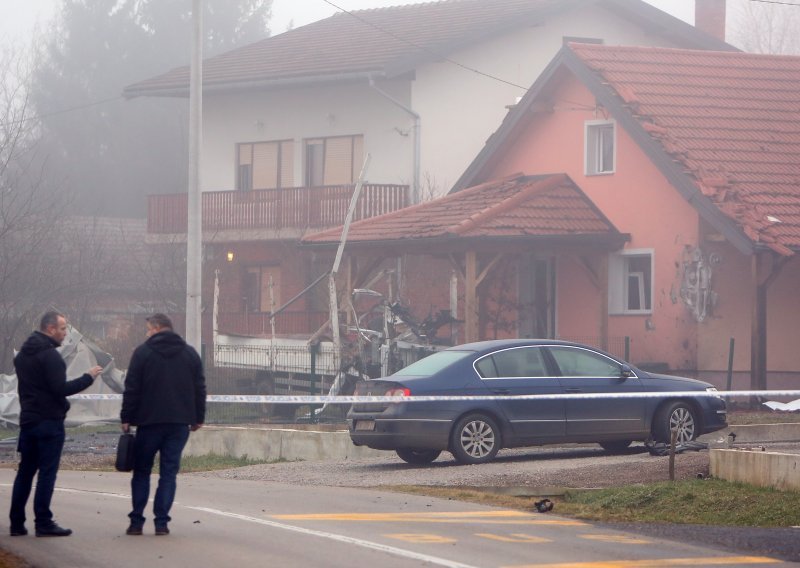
355 420 375 431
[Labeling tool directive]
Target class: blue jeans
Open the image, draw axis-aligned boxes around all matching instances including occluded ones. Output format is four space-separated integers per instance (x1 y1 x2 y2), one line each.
9 419 66 529
129 424 190 528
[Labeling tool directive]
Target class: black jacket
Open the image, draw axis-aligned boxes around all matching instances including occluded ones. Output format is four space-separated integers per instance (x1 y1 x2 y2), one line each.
120 331 206 426
15 331 94 425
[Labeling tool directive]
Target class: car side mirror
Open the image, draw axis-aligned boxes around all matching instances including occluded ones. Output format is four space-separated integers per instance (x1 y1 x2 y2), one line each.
620 364 634 379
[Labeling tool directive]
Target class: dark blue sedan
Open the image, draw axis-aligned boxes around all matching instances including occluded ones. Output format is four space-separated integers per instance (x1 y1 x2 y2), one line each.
348 339 727 464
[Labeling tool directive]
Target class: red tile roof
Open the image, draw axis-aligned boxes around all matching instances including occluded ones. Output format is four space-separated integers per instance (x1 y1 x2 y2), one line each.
302 173 623 245
569 44 800 255
124 0 730 97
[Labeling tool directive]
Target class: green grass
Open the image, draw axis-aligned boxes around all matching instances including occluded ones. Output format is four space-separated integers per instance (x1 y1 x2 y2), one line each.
389 479 800 528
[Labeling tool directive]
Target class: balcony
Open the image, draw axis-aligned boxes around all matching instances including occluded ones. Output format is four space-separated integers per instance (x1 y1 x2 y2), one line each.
217 311 329 337
147 184 409 241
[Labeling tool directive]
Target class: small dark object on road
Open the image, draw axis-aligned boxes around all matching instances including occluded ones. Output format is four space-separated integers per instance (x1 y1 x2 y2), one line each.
534 498 553 513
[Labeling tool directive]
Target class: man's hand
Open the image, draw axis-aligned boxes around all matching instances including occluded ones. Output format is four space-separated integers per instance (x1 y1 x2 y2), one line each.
191 423 203 432
121 423 130 433
87 365 103 379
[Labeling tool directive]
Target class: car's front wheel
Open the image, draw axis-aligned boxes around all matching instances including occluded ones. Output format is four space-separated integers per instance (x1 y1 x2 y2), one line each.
450 413 501 464
395 448 442 464
653 401 698 444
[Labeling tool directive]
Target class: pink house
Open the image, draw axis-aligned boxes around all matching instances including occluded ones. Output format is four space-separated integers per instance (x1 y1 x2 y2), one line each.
455 43 800 391
306 43 800 392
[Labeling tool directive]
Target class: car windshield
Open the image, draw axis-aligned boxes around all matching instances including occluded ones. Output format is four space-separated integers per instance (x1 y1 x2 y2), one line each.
392 350 474 376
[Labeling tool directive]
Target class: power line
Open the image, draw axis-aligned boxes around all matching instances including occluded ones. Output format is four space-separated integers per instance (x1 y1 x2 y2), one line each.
748 0 800 6
319 0 529 91
0 95 123 130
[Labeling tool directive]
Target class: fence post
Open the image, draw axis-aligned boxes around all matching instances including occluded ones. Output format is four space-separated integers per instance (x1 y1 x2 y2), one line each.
726 337 735 391
309 342 319 424
624 336 630 362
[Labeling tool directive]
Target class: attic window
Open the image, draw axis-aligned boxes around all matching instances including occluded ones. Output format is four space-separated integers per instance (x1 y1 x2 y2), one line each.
585 120 615 176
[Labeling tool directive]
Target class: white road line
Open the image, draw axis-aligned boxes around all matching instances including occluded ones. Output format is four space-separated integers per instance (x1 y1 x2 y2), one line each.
186 505 481 568
0 483 478 568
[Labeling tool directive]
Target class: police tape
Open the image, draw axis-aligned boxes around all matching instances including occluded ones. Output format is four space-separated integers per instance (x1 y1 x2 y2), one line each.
0 390 798 404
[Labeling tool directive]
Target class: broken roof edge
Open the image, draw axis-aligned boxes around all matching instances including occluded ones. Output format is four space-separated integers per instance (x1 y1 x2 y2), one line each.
299 231 630 252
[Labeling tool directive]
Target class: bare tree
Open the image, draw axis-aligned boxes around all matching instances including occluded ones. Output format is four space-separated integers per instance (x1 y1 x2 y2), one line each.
0 40 73 371
729 0 800 55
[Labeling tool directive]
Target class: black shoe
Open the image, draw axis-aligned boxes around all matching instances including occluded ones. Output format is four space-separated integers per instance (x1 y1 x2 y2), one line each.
126 524 143 536
9 526 28 536
35 524 72 537
154 525 169 536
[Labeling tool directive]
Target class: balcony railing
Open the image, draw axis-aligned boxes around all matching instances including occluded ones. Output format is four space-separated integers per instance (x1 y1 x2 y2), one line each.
217 311 329 337
147 184 409 234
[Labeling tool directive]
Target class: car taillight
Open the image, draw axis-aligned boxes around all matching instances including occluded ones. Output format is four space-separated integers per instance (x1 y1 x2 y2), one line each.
386 387 411 397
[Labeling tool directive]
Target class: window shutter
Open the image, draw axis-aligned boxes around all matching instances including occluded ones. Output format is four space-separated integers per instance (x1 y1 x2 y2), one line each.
323 136 353 185
280 141 294 188
351 135 364 181
252 142 279 189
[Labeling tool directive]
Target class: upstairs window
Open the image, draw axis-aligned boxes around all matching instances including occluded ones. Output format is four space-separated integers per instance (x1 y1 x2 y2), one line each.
304 134 364 186
585 120 615 175
609 250 653 315
237 140 294 191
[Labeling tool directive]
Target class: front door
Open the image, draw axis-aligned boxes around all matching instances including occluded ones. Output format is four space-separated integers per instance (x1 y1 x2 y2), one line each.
547 345 646 438
518 255 555 339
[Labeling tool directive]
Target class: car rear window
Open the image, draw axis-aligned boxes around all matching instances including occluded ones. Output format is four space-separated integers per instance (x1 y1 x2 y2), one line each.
392 350 474 376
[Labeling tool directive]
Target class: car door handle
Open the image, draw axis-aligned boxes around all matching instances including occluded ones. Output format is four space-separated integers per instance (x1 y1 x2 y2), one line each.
565 388 582 394
492 389 511 395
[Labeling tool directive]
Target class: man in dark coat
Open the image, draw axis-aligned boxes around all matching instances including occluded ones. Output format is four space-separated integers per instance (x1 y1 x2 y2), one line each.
120 313 206 536
9 311 102 537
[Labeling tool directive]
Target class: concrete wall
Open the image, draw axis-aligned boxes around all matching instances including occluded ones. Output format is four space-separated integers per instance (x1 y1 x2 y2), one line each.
711 449 800 491
184 426 386 462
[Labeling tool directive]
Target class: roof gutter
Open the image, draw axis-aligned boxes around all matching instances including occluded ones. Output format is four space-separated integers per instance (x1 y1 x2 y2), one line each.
368 76 420 204
124 70 386 99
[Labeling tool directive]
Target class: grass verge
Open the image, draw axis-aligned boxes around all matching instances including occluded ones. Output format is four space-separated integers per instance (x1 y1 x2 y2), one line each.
388 478 800 528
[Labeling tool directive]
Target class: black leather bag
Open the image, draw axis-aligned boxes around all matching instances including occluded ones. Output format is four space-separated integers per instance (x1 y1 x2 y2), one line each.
115 433 136 472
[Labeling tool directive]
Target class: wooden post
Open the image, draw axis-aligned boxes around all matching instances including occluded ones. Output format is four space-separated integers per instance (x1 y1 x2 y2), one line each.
599 254 609 352
669 428 677 481
465 251 478 342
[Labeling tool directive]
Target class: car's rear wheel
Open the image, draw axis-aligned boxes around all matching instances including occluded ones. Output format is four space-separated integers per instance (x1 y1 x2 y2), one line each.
599 440 633 453
653 401 698 444
395 448 442 464
450 413 501 464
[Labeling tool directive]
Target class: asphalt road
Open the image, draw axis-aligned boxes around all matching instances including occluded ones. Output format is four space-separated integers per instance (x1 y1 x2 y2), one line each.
0 470 786 568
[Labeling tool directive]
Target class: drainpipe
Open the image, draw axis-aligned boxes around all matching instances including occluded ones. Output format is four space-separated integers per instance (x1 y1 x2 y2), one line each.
369 76 420 204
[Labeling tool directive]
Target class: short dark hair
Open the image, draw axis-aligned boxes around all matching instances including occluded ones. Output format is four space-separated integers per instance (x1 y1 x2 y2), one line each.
40 311 64 331
146 313 173 330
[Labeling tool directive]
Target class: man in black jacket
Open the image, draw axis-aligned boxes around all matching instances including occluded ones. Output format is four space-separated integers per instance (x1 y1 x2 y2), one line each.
120 313 206 536
9 311 102 537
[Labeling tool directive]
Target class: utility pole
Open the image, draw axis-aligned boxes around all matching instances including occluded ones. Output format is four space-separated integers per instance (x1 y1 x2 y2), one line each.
186 0 203 351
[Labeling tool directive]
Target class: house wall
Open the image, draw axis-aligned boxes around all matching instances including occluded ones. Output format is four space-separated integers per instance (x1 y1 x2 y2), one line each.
202 80 415 191
483 74 702 371
200 4 697 198
412 3 687 194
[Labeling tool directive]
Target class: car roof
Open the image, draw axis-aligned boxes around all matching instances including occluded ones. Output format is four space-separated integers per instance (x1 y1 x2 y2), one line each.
445 338 585 355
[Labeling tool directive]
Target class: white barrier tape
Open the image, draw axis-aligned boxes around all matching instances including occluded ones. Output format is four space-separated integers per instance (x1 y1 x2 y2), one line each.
0 390 798 404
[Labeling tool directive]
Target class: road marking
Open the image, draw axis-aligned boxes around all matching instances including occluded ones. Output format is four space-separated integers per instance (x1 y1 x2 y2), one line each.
187 506 480 568
385 533 457 543
476 533 552 543
273 511 586 526
504 556 783 567
581 533 652 544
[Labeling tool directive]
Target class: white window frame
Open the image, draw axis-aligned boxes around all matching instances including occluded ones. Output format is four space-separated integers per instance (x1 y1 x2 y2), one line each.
608 249 653 315
584 120 616 175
